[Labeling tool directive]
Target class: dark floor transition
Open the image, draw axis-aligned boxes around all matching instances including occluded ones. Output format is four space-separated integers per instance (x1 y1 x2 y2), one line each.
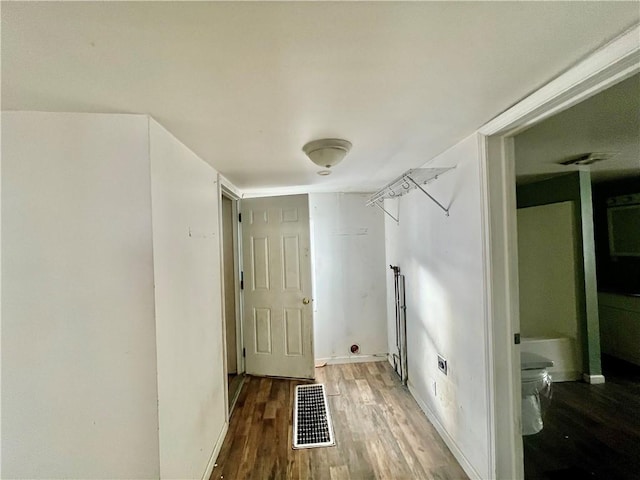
523 355 640 480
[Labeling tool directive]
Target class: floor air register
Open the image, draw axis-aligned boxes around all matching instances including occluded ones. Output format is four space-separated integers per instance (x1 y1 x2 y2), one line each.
293 384 335 449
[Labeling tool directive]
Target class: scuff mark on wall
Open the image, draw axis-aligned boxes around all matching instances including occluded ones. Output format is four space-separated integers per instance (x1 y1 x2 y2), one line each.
334 227 369 236
188 226 215 238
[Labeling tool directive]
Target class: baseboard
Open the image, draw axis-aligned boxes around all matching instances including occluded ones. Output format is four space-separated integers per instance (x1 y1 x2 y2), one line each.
407 382 483 480
202 421 229 480
582 373 606 384
315 354 388 365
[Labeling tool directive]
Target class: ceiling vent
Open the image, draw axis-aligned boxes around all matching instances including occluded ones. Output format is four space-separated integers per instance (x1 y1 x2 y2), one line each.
558 152 617 166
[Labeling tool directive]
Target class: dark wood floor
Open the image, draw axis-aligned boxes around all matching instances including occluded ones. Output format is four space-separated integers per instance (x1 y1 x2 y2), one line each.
523 355 640 480
211 361 468 480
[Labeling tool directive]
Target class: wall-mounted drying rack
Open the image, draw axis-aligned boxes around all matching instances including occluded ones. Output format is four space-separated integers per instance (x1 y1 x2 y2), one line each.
366 167 455 222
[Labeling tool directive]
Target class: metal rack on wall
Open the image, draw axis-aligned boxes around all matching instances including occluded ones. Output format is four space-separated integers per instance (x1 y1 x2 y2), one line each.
366 167 455 222
389 265 407 386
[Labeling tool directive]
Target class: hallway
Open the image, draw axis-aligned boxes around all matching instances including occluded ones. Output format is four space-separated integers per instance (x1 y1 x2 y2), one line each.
211 362 468 480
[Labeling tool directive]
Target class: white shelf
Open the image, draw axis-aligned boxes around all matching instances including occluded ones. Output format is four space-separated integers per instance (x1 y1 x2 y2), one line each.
367 167 455 221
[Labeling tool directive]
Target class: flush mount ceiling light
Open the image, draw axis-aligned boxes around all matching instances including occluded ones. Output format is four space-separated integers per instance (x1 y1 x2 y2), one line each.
303 138 352 171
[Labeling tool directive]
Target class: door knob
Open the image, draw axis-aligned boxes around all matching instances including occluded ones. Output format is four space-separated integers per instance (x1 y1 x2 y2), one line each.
302 297 310 305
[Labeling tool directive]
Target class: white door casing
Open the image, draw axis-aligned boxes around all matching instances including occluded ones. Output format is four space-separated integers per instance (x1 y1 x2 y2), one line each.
241 194 314 379
478 24 639 480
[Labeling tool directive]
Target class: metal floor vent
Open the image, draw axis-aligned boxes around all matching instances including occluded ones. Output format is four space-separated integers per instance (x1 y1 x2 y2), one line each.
293 384 335 449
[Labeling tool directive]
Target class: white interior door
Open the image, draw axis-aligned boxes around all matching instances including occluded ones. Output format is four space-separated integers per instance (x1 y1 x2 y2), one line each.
241 194 314 379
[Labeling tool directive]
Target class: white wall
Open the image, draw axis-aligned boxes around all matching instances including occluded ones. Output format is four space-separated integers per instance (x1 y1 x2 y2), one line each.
384 133 490 479
2 112 228 480
309 193 388 363
517 201 580 339
149 120 227 479
2 112 160 478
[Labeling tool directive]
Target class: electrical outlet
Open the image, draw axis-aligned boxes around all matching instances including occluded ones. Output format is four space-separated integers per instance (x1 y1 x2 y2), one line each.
437 355 447 375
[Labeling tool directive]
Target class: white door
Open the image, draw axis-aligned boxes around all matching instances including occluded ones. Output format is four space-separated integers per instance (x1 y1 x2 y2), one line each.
241 194 314 379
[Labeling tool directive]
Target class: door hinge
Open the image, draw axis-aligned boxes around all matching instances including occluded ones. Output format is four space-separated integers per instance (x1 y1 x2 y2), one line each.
238 213 242 223
514 333 521 345
242 348 246 358
240 271 244 290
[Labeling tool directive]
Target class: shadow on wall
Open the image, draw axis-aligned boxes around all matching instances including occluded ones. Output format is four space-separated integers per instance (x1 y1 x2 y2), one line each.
592 176 640 366
592 176 640 295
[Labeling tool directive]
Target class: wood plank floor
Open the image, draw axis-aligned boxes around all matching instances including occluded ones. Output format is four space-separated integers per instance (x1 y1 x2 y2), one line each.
210 361 468 480
523 355 640 479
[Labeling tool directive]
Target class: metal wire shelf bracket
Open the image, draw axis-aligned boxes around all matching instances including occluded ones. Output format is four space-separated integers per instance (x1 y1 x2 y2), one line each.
366 167 455 217
373 200 399 223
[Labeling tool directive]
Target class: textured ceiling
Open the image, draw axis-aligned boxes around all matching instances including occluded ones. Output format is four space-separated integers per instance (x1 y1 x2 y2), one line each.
2 2 639 193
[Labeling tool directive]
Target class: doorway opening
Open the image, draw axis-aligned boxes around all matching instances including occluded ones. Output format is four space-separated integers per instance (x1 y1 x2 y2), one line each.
480 25 639 480
513 73 640 479
221 190 244 413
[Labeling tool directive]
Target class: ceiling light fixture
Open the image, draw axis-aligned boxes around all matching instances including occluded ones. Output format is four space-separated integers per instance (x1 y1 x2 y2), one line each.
303 138 352 170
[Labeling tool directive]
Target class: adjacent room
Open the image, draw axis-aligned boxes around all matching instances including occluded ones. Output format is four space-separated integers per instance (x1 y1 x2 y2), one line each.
514 73 640 479
2 2 639 480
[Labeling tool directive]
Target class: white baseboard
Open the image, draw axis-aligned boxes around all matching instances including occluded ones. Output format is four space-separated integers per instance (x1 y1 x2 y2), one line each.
582 373 606 384
407 382 483 480
315 354 388 365
202 421 229 480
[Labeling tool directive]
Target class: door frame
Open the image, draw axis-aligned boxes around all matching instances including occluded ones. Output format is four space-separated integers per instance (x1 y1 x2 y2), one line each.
478 25 639 479
218 175 244 419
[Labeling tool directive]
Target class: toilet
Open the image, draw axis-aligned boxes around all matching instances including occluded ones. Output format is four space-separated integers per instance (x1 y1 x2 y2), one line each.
521 351 554 435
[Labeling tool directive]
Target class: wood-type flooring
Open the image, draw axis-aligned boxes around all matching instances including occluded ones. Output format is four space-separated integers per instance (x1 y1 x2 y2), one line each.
523 355 640 479
211 361 468 480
